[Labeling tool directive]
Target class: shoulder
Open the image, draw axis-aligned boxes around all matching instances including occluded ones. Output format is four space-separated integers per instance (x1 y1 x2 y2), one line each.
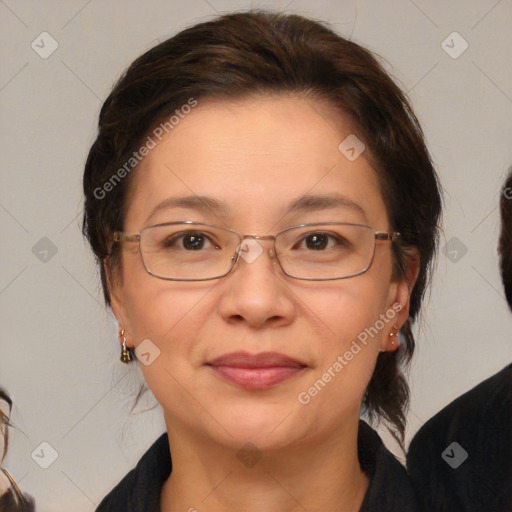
358 420 420 512
96 432 171 512
408 364 512 454
406 364 512 511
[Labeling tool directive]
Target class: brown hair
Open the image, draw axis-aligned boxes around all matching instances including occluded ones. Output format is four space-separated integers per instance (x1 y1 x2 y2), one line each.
0 389 36 511
499 167 512 310
0 388 12 462
82 10 442 444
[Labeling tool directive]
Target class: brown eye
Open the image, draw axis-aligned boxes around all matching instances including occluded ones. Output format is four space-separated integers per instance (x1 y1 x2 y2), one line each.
295 232 349 251
163 231 215 250
182 233 206 250
305 233 328 250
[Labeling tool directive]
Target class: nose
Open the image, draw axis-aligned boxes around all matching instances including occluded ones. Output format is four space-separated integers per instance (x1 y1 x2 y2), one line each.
217 237 296 329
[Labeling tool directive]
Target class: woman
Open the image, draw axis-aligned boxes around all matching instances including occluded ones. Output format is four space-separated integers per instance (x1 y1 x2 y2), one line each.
83 10 442 511
0 388 35 511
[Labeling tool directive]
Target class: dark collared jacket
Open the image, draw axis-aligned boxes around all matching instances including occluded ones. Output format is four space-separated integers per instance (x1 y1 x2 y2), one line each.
97 420 420 511
407 364 512 512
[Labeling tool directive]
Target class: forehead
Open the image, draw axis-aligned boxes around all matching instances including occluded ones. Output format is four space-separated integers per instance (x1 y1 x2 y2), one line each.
125 95 388 230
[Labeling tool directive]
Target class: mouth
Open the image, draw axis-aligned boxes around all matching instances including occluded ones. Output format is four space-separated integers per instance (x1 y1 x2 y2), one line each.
205 351 308 390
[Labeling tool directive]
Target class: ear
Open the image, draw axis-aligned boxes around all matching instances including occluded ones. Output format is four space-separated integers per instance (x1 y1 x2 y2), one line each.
104 259 131 347
381 247 420 352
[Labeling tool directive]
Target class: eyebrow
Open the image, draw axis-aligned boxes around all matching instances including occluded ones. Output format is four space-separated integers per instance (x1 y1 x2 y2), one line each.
145 193 366 224
287 194 366 218
145 196 229 224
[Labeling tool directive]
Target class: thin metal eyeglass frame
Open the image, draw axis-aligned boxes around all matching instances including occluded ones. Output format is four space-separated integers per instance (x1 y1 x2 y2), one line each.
112 221 401 281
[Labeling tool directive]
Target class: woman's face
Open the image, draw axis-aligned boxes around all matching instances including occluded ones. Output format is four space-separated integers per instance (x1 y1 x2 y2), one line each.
111 95 413 451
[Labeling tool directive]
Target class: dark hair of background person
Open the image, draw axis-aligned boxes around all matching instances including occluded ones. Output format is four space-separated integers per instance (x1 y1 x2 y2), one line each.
499 167 512 310
82 10 442 446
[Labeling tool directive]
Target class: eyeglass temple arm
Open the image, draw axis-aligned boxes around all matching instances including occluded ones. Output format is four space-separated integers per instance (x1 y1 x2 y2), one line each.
113 232 140 243
375 232 400 241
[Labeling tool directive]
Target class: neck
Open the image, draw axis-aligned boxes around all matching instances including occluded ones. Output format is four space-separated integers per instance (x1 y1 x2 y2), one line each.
160 418 369 512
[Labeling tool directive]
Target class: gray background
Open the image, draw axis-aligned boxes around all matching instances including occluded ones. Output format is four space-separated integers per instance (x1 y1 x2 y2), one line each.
1 0 511 510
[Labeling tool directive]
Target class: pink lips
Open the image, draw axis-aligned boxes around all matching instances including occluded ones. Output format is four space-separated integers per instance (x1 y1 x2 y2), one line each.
206 351 307 390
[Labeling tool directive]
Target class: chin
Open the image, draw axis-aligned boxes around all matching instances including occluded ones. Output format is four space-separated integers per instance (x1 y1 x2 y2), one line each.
205 401 313 451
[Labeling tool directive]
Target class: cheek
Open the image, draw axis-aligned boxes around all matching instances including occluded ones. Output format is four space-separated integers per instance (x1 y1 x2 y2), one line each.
122 280 214 409
119 251 206 338
124 277 217 349
303 271 393 387
120 267 222 405
293 292 390 426
317 275 391 343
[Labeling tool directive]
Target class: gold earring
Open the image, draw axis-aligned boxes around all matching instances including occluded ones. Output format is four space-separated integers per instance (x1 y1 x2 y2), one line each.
120 329 132 363
389 325 400 346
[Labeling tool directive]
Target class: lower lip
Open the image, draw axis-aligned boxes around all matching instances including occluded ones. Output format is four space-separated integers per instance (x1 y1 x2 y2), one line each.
209 365 306 390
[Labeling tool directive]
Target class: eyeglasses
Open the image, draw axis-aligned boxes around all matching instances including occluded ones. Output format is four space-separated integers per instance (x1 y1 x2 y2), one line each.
113 221 400 281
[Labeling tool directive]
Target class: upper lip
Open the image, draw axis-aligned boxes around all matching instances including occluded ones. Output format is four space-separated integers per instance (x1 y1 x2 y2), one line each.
206 351 307 368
